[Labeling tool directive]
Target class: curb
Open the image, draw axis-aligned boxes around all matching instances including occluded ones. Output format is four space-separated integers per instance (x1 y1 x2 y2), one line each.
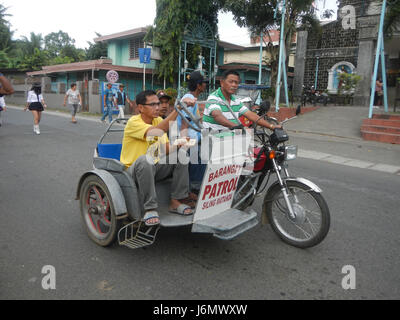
298 149 400 176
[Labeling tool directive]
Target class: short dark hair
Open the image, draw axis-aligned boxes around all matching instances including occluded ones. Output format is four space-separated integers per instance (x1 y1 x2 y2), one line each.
222 70 240 80
188 80 199 92
136 90 157 105
71 83 76 88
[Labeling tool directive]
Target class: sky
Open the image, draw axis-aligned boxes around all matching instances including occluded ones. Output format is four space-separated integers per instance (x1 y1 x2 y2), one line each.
2 0 338 49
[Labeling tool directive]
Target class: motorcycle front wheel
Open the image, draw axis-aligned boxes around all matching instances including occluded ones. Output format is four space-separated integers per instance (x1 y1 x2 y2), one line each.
264 180 330 249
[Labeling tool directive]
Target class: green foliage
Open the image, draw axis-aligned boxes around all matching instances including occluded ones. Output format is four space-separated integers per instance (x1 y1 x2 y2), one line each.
223 0 322 88
0 49 10 67
261 87 276 102
44 31 76 58
86 33 108 60
337 73 362 105
0 6 104 71
0 3 12 51
148 0 223 83
384 0 400 38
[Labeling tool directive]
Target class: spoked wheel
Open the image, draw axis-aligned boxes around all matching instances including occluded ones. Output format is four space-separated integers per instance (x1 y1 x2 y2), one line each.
232 175 258 210
80 175 122 247
265 181 330 249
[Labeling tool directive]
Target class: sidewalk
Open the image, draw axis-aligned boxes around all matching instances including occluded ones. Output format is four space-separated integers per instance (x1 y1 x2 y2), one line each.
284 106 400 175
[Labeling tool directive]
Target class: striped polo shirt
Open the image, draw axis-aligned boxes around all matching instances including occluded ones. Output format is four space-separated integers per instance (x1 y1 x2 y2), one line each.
203 88 249 131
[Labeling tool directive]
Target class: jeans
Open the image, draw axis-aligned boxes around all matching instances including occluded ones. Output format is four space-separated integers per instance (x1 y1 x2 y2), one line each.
130 155 189 212
101 103 113 123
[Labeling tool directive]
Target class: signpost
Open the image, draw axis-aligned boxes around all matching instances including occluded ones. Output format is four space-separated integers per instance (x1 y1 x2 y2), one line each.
275 0 290 111
106 70 119 84
139 47 151 90
369 0 389 118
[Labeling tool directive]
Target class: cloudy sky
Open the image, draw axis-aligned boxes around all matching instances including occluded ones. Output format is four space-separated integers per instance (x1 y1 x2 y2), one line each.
2 0 338 49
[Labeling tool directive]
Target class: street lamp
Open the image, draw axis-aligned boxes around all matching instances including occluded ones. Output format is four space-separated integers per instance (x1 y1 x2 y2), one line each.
214 64 219 76
315 54 320 89
183 60 189 73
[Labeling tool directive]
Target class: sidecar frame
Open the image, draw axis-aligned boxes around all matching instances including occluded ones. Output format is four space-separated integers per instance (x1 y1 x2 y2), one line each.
76 118 259 249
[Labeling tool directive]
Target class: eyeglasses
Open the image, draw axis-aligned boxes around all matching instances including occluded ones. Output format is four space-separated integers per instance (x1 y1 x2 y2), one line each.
143 102 161 108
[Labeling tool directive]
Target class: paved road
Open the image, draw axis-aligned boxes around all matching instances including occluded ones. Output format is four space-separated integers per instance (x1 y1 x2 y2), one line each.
1 108 399 300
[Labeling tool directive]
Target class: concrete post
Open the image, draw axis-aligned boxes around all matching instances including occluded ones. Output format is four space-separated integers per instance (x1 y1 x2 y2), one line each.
42 77 52 94
354 41 375 107
293 31 308 99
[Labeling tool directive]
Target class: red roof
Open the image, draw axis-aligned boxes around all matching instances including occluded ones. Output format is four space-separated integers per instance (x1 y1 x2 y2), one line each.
94 28 148 43
27 59 154 76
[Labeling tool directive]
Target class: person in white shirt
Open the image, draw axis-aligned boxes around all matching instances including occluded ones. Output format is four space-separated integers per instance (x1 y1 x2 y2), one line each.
64 83 82 123
24 83 47 135
114 84 132 122
0 95 6 127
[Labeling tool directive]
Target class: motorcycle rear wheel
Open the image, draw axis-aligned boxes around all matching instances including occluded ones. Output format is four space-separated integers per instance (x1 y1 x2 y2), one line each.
265 181 330 249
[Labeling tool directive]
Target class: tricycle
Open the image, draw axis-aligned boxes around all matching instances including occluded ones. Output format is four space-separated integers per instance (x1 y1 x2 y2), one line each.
76 99 330 250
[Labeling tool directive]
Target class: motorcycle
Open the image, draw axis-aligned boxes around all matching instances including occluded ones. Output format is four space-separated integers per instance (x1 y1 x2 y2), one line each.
179 100 331 249
76 98 330 250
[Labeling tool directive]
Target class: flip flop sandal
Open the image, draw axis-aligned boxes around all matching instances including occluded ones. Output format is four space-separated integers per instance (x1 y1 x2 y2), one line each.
181 198 197 209
169 204 193 216
143 211 160 227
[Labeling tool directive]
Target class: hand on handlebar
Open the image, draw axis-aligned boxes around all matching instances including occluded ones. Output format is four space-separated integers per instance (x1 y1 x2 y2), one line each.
271 124 282 130
181 97 197 107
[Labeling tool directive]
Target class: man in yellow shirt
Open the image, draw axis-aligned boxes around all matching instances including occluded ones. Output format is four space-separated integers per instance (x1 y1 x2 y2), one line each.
121 90 193 226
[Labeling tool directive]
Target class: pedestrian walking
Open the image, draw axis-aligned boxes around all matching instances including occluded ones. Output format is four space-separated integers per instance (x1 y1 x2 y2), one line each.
374 77 383 107
101 83 116 124
114 84 132 122
64 83 82 123
0 95 6 127
24 83 47 135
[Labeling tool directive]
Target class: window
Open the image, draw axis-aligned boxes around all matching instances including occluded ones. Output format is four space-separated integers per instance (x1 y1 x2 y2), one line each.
130 37 145 59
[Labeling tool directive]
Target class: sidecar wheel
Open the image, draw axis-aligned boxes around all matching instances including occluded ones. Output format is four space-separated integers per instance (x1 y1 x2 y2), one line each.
80 175 122 247
265 181 330 249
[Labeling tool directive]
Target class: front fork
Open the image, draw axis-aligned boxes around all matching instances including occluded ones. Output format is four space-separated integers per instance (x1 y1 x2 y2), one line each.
271 158 297 220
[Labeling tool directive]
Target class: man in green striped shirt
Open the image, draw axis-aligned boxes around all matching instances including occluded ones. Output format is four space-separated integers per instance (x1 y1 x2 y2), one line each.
203 70 280 131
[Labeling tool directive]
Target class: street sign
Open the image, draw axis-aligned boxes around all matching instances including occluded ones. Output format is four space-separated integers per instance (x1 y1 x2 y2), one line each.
106 70 119 84
139 48 151 64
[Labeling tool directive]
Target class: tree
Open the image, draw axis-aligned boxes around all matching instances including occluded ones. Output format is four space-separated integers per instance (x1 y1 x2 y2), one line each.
8 32 48 70
18 32 44 55
222 0 325 87
44 31 76 58
0 49 10 67
44 30 86 65
86 33 108 60
385 0 400 38
0 3 12 51
147 0 223 83
337 72 361 105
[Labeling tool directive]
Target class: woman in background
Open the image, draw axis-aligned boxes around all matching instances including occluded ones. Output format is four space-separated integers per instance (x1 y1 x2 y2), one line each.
24 83 47 135
64 83 82 123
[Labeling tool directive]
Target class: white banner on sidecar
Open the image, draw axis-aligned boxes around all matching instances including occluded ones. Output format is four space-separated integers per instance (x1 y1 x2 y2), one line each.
193 133 251 222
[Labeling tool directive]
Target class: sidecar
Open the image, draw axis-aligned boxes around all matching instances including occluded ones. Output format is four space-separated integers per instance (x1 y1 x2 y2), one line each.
76 119 259 250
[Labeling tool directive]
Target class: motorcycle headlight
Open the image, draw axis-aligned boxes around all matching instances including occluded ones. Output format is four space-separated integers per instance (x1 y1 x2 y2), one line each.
285 145 298 161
